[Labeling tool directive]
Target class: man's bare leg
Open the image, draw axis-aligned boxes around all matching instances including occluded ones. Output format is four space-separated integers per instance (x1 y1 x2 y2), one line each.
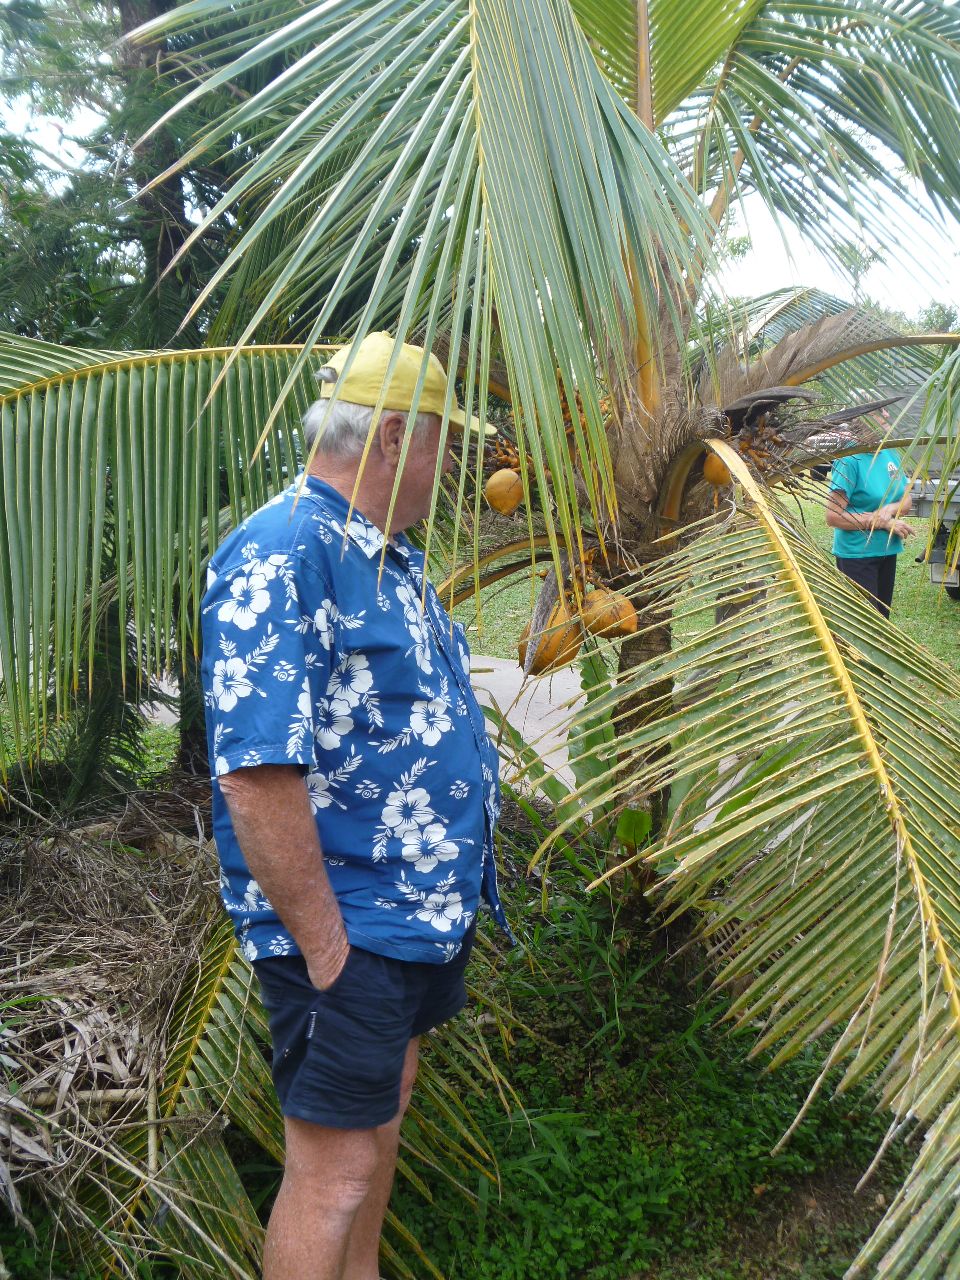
342 1038 420 1280
262 1120 379 1280
261 1038 420 1280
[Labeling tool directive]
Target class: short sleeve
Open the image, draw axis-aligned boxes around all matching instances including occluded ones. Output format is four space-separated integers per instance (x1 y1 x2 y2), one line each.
201 552 334 777
829 455 858 499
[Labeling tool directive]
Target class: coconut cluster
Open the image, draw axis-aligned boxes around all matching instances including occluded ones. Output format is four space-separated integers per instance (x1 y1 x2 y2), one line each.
519 586 637 675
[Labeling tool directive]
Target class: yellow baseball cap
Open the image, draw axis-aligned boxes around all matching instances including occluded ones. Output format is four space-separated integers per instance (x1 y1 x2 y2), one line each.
317 331 495 437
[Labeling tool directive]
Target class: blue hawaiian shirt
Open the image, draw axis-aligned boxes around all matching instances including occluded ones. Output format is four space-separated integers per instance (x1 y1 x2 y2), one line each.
200 475 507 965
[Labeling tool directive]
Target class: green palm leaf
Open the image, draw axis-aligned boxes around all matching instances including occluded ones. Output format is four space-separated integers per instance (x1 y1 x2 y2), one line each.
665 2 960 274
0 336 313 762
568 0 767 126
912 344 960 513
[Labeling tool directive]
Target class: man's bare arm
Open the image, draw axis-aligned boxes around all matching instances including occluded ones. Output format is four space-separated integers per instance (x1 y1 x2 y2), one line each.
218 764 350 989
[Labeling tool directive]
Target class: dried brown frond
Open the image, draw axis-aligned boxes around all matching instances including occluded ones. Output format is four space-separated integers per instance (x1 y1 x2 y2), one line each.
0 780 219 1243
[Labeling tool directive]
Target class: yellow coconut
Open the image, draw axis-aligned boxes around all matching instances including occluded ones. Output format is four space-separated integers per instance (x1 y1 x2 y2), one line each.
518 600 584 674
703 453 732 487
580 587 638 639
485 467 524 514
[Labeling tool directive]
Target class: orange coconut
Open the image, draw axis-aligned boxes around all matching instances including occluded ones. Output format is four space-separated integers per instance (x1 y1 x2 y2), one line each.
580 587 638 639
485 467 524 514
518 600 584 674
703 453 732 487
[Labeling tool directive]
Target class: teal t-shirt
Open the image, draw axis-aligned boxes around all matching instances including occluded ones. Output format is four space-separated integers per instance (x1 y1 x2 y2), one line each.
829 450 908 559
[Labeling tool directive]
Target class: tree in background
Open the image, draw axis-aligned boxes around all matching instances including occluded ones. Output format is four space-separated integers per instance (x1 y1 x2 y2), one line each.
0 0 253 346
4 2 960 1277
0 0 294 782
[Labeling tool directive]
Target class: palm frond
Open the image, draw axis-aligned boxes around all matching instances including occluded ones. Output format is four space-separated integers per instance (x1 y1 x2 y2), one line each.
0 336 312 760
666 2 960 276
521 446 960 1279
698 288 945 403
899 341 960 489
126 0 720 567
699 303 957 437
569 0 766 127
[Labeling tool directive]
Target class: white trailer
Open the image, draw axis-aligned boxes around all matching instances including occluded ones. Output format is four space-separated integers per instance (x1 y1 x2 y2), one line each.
910 475 960 600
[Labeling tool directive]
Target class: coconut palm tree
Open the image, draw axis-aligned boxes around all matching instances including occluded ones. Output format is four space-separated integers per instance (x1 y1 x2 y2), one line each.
4 2 960 1276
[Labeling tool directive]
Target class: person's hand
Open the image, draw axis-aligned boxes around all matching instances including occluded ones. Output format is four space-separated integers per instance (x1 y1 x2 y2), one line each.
876 502 903 522
887 517 913 539
304 933 351 991
877 514 913 538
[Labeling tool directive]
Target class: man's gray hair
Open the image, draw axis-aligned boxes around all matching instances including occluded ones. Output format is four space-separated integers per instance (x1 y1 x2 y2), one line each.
302 398 434 459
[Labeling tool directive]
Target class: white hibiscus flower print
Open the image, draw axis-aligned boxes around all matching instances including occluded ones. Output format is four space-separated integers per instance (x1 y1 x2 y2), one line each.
396 600 433 674
243 880 271 912
381 786 435 837
306 771 334 811
414 888 464 933
218 868 236 903
313 602 333 649
395 580 422 617
212 656 254 712
326 653 373 708
331 516 384 557
401 823 459 874
245 551 289 581
346 517 384 556
241 936 259 962
286 678 316 758
218 571 271 630
314 696 354 750
410 697 452 746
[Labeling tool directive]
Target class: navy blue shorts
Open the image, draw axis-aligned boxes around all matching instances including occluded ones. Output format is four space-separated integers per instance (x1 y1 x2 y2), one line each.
253 929 474 1129
835 554 897 618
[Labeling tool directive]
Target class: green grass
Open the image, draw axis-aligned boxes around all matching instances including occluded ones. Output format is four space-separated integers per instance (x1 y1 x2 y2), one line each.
453 574 537 663
138 722 180 782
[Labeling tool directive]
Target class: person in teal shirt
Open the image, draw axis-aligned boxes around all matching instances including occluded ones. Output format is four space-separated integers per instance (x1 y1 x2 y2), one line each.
825 447 913 618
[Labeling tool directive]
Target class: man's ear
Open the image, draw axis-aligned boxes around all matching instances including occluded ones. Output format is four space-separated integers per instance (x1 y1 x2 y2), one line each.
378 412 407 466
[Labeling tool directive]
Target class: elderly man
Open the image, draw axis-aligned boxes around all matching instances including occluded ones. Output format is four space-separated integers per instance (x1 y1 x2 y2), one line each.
200 332 507 1280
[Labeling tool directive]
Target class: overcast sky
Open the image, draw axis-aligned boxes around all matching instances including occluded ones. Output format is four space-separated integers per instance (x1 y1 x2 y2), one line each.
717 190 960 320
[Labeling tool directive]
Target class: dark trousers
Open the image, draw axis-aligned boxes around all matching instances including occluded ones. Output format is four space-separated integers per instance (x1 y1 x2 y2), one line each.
835 554 897 619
